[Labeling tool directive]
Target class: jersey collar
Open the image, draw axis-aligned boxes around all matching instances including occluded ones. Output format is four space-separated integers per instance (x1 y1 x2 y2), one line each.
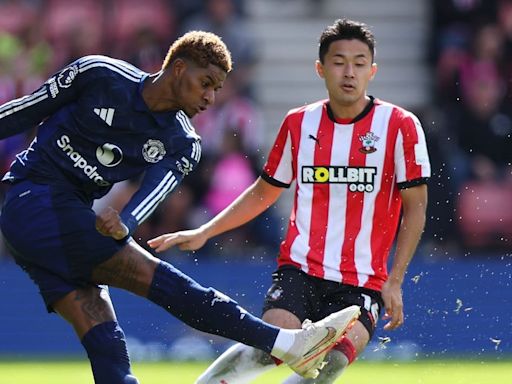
325 96 375 124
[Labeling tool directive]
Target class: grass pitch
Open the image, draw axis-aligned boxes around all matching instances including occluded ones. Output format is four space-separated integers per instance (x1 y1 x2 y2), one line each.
0 359 510 383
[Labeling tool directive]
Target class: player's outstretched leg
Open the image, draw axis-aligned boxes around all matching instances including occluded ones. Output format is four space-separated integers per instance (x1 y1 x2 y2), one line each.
196 306 360 383
147 262 360 378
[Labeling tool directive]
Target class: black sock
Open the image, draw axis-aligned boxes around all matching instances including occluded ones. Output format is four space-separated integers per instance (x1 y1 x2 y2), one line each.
81 321 139 384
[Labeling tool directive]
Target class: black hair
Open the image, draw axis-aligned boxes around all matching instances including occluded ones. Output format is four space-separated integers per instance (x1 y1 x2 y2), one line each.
319 18 376 63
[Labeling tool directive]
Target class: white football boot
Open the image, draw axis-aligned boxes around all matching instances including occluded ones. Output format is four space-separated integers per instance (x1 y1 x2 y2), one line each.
281 305 360 379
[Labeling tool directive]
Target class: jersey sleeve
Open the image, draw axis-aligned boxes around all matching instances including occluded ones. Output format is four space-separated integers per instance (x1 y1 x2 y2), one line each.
0 57 97 139
394 111 431 188
261 113 295 188
119 139 201 235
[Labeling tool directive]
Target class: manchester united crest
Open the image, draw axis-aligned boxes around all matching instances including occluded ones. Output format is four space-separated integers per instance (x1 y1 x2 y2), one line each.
142 139 166 163
359 132 379 154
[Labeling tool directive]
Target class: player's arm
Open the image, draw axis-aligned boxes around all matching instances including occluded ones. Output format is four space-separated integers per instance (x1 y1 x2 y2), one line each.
119 166 188 237
97 165 185 240
97 142 200 240
0 58 92 139
148 176 284 252
381 184 427 330
382 110 431 330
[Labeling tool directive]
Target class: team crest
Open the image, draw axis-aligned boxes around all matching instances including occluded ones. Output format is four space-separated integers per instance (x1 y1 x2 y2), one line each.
57 64 79 89
267 286 284 302
142 139 166 163
359 132 379 154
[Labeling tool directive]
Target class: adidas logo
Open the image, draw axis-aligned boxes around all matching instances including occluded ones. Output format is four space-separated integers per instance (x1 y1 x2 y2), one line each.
94 108 115 126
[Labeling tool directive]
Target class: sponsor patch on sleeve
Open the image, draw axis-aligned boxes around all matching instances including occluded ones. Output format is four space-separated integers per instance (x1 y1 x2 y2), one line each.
57 64 79 89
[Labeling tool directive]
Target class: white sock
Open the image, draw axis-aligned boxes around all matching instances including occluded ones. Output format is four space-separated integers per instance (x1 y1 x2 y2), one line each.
281 350 350 384
196 343 274 384
270 329 299 360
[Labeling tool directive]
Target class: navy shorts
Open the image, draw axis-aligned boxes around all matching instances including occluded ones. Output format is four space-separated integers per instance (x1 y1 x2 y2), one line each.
262 265 384 338
0 180 129 311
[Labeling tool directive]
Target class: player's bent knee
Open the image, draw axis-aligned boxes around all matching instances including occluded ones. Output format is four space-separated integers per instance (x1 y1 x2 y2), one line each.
92 241 159 296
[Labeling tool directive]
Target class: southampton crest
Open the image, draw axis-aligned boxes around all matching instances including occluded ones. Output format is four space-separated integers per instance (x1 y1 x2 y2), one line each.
142 139 166 163
359 132 379 154
267 286 284 302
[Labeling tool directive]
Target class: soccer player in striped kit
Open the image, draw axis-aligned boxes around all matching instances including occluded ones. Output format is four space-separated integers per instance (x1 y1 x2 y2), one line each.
149 19 431 384
0 31 361 383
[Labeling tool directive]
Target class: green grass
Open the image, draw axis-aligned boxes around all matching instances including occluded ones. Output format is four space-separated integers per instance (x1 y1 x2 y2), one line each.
0 359 511 383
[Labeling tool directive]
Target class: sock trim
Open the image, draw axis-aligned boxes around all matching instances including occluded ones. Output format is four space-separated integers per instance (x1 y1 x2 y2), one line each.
334 337 357 364
271 356 283 366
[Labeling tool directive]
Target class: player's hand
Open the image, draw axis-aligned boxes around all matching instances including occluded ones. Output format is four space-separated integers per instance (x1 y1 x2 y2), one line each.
96 206 129 240
380 279 404 331
147 228 208 253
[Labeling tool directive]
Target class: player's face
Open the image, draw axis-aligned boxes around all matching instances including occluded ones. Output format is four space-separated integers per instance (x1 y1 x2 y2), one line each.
173 61 227 117
316 39 377 110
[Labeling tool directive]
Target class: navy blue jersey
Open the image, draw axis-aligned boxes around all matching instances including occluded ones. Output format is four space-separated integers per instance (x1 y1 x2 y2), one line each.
0 55 201 235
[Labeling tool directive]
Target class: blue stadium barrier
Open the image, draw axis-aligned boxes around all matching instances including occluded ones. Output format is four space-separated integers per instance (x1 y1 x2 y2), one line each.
0 253 510 360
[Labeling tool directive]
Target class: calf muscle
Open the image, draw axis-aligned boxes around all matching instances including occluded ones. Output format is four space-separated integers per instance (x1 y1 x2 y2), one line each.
54 287 116 338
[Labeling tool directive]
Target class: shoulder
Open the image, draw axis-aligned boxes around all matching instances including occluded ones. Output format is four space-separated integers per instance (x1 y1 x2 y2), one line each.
282 100 326 128
74 55 147 83
286 100 326 117
174 110 201 142
374 98 422 126
168 111 202 174
173 111 202 164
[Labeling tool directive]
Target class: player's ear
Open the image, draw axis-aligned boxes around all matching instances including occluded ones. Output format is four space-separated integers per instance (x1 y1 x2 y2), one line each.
316 60 325 79
369 63 378 81
171 58 187 78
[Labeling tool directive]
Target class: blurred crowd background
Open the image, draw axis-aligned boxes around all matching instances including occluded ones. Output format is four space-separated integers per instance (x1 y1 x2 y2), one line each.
0 0 511 261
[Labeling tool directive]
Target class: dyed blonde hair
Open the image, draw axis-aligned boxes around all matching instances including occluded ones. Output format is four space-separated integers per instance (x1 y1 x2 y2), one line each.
162 31 232 72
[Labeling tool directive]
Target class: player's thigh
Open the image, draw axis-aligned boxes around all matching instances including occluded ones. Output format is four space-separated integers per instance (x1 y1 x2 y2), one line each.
91 239 160 297
53 285 116 339
319 284 383 341
0 180 130 282
262 265 319 328
262 308 302 329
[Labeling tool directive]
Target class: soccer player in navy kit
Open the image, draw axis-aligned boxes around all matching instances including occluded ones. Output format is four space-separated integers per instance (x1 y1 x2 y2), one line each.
0 31 360 383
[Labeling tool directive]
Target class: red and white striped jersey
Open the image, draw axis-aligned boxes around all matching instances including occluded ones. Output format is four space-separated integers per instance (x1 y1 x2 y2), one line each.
262 98 430 291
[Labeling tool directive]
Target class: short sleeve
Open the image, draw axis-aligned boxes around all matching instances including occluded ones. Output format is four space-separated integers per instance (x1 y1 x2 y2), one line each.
394 112 431 188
